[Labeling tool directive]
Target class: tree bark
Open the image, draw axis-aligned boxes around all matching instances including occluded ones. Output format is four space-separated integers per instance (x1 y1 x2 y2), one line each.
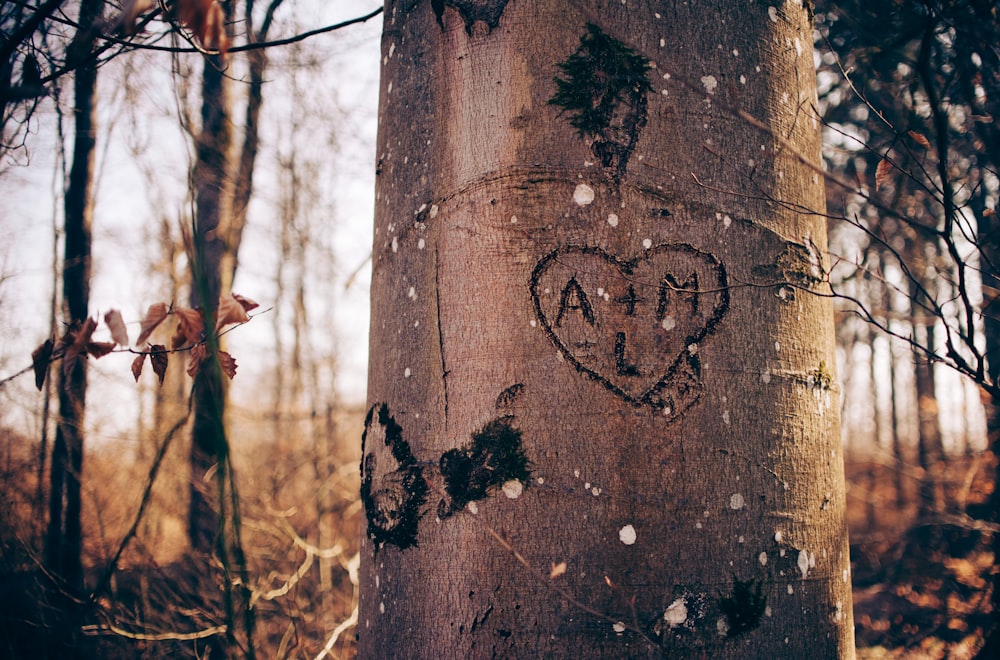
361 2 854 657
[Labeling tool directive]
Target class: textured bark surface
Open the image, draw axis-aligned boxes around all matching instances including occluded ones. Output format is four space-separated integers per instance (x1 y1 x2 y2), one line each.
361 1 854 657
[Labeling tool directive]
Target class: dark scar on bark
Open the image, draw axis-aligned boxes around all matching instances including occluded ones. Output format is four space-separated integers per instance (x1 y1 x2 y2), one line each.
432 0 509 34
437 417 531 518
719 577 767 636
548 23 653 182
360 403 428 553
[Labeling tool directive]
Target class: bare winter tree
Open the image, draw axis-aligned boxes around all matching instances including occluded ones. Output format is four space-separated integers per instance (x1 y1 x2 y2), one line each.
361 1 854 657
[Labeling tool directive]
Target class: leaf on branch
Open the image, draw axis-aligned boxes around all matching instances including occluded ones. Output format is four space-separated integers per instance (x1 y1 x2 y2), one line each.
985 208 996 218
875 156 892 191
104 309 130 347
217 350 238 379
135 302 169 346
175 0 229 55
908 130 931 149
131 352 146 382
216 293 250 331
173 307 205 349
86 341 117 359
187 344 207 377
150 345 168 384
63 317 98 380
233 293 259 313
31 339 54 390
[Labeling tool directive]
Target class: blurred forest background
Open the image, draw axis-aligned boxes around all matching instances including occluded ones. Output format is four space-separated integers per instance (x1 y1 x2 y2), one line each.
0 1 998 658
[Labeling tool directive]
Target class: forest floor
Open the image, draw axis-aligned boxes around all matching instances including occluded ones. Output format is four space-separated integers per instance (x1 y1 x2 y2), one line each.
846 455 996 659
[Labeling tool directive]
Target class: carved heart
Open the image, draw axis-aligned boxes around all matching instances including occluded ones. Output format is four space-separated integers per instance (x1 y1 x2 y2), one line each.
530 245 729 415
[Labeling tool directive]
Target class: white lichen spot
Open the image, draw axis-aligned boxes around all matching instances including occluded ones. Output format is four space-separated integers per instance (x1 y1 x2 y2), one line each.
597 287 605 297
573 469 580 478
591 486 601 496
613 621 626 634
502 480 523 499
774 341 781 352
787 584 794 595
663 599 688 627
740 74 747 85
467 501 478 514
418 238 426 250
765 605 772 617
717 617 729 636
537 476 545 485
701 75 718 94
407 286 417 301
607 213 619 227
794 38 803 57
688 343 699 355
389 42 396 58
729 493 744 510
404 367 412 378
798 549 810 579
738 535 745 543
723 214 732 228
391 236 398 253
732 48 739 56
759 551 768 566
662 72 671 80
661 316 676 331
642 238 653 249
573 183 595 206
619 524 637 545
761 371 773 384
429 204 439 218
768 6 778 22
379 601 385 614
659 38 665 48
843 569 850 583
387 81 393 94
529 319 537 328
510 215 518 224
695 522 703 529
722 410 731 426
774 530 784 543
834 600 844 622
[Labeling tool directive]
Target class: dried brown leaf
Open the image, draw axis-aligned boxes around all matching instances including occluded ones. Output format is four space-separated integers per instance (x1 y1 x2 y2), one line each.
187 344 207 377
550 561 567 579
217 350 238 379
31 339 53 390
173 307 205 347
176 0 229 55
150 345 168 384
908 130 931 149
233 293 259 313
875 157 893 191
131 352 146 382
136 302 169 346
113 0 155 35
216 293 250 331
87 341 117 359
63 318 98 380
104 309 130 347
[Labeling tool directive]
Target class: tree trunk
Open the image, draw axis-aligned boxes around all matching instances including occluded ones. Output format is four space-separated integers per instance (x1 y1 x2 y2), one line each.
44 0 103 654
360 2 854 657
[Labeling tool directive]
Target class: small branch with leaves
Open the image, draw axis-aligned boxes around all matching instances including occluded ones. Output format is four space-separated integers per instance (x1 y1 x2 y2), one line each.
27 293 259 391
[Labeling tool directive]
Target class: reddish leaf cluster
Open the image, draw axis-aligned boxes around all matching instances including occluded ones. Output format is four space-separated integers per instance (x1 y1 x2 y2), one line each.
113 0 229 55
31 293 258 390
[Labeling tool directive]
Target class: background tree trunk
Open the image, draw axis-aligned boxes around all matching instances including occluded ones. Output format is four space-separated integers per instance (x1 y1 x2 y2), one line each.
361 1 854 657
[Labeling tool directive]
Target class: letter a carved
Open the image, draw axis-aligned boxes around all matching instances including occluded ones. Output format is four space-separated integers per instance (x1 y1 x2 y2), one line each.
555 277 595 327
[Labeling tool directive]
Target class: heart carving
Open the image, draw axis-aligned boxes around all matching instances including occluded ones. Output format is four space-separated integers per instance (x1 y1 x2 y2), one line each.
530 245 729 416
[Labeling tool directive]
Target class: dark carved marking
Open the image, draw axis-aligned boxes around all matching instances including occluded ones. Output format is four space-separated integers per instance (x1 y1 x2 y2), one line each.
616 283 643 316
657 272 700 319
530 244 729 418
433 0 509 34
438 418 531 518
548 24 652 182
360 404 428 553
555 277 595 327
651 208 673 217
614 332 641 377
495 383 525 412
719 578 767 636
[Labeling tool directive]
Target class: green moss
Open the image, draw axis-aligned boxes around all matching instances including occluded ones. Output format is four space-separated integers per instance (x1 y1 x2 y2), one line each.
549 24 652 179
438 418 531 517
719 578 767 636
